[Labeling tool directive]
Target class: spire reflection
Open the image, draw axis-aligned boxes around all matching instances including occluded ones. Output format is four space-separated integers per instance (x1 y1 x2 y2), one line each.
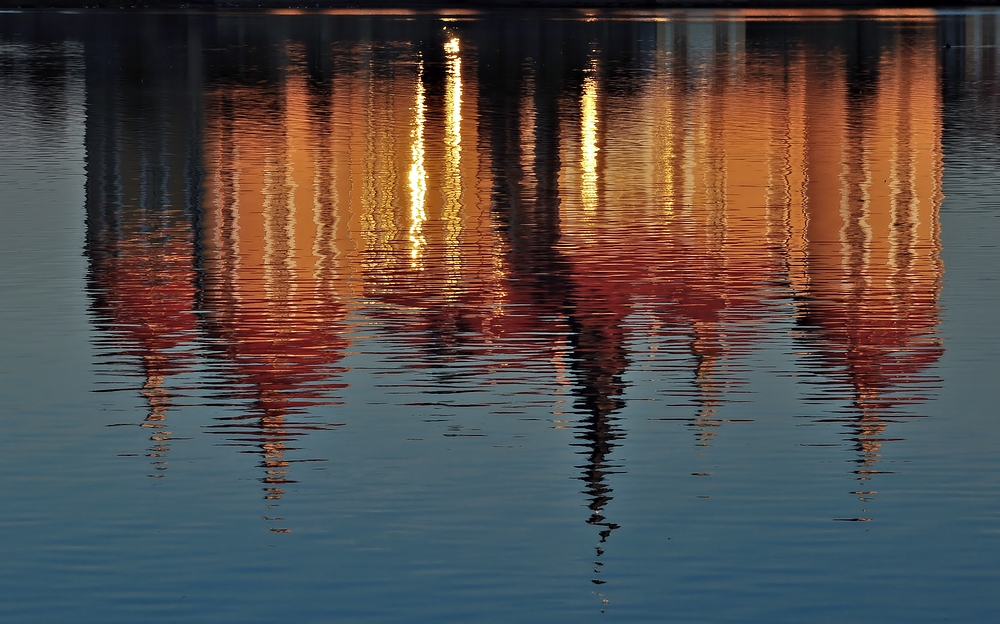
788 30 944 519
84 45 200 479
200 52 351 529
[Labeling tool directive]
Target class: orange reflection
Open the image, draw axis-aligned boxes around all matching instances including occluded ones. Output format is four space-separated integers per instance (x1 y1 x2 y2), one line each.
789 35 944 514
201 54 350 525
545 18 942 529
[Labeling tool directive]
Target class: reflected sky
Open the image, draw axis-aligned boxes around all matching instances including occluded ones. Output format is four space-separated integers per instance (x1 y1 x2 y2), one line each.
3 9 998 623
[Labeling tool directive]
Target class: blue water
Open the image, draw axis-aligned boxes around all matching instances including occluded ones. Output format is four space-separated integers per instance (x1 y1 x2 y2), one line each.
1 9 999 622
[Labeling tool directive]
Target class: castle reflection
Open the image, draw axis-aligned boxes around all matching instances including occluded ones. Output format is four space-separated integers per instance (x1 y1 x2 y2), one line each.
77 8 944 585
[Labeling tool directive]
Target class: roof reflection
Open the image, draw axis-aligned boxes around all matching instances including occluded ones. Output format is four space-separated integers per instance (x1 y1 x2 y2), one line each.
787 31 944 519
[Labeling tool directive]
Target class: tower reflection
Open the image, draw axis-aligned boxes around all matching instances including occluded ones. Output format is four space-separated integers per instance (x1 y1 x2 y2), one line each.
200 55 351 522
84 29 201 478
78 9 946 579
787 26 944 518
488 45 632 587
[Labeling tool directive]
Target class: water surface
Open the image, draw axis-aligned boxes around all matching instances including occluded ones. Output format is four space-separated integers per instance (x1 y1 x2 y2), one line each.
2 8 1000 622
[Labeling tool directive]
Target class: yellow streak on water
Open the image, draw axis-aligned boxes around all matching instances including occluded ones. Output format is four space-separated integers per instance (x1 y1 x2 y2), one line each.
581 70 599 214
443 37 463 291
409 61 427 268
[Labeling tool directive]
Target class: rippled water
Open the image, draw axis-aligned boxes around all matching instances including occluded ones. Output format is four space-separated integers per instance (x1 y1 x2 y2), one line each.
2 8 1000 622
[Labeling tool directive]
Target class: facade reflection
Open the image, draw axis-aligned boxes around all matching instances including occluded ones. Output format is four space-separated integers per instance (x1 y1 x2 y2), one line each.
201 57 350 517
789 28 944 518
74 9 946 582
83 27 202 479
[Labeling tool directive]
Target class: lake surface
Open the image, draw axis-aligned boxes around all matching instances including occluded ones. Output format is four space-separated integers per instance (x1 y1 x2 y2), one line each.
2 8 1000 622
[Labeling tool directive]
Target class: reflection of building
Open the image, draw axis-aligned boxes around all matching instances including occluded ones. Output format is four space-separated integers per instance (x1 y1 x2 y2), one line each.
72 7 947 553
476 12 945 532
83 24 203 478
201 56 352 512
788 27 944 516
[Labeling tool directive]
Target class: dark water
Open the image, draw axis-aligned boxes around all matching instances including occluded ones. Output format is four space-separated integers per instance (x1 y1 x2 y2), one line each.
2 8 1000 622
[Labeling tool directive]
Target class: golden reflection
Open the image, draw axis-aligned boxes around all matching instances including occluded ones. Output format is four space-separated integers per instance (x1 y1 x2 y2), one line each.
580 68 599 214
519 69 537 203
653 67 677 220
443 37 464 291
409 61 428 268
360 62 401 287
200 58 351 530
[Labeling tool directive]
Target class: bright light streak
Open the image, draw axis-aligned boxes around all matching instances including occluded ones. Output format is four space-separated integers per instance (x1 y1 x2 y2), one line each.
581 73 599 213
408 62 427 267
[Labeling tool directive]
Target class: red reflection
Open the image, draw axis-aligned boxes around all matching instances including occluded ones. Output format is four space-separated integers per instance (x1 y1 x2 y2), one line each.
88 185 198 477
